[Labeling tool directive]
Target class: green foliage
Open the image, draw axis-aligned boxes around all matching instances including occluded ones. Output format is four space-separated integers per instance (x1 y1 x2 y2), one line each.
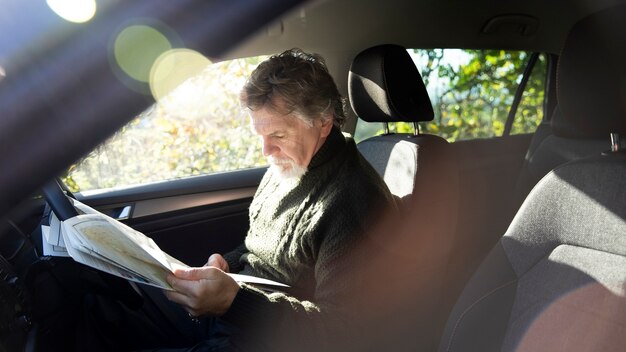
357 49 546 143
63 56 268 192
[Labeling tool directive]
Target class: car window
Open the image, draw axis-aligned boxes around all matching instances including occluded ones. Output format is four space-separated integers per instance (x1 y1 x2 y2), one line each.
354 49 547 143
63 56 269 193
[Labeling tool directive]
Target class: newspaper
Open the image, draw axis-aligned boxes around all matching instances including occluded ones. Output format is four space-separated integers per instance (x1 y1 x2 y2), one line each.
42 199 288 291
41 212 70 257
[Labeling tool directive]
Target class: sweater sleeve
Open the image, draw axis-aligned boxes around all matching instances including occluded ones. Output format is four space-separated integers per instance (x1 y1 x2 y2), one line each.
222 243 248 273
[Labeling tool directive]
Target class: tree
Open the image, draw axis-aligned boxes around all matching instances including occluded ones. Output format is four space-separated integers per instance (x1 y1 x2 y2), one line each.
63 56 268 192
378 49 546 142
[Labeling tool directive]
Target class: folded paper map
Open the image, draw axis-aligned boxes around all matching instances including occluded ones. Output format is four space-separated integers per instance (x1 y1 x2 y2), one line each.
42 198 288 291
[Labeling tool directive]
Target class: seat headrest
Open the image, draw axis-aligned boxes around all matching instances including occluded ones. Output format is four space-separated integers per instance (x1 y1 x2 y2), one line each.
348 44 434 123
556 4 626 138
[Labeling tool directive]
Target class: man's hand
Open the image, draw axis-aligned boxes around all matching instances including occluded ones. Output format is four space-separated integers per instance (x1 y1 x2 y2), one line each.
164 267 240 317
205 253 229 272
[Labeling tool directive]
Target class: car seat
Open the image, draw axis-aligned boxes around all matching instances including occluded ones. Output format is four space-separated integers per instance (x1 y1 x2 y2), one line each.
438 4 626 351
349 43 460 350
349 44 458 204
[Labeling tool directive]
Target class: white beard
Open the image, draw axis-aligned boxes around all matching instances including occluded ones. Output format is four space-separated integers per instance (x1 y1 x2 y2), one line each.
269 157 307 180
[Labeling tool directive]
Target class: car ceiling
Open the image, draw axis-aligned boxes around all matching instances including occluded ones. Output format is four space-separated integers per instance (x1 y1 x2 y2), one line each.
227 0 626 58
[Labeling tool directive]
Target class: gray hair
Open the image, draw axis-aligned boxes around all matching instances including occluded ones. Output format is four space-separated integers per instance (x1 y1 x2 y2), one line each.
240 48 347 127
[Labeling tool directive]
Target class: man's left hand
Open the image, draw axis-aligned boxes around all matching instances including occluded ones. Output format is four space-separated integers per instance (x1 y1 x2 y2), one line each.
164 266 240 317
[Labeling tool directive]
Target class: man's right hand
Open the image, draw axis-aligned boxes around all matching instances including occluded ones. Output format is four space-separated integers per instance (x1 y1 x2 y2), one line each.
205 253 229 273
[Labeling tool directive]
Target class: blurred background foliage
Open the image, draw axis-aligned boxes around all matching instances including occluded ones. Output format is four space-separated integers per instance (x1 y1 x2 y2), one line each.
64 49 546 192
63 56 268 192
354 49 546 143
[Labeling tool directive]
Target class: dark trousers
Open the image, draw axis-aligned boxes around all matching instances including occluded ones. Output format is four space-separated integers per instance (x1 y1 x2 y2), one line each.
77 284 241 352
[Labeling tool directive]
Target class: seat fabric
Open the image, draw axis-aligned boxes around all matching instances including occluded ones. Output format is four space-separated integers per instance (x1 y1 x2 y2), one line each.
440 4 626 351
512 107 622 210
357 134 450 198
440 155 626 352
348 44 456 202
512 0 626 208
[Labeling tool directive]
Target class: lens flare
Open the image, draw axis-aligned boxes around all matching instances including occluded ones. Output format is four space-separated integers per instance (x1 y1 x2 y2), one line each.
46 0 96 23
149 49 211 102
114 25 172 83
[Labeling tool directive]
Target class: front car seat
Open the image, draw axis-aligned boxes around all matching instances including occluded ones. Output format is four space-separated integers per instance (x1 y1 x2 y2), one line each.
512 106 625 212
349 44 458 203
349 44 460 350
438 4 626 351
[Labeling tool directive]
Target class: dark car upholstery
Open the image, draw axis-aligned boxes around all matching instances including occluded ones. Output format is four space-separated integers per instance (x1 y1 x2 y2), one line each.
439 4 626 351
512 1 626 210
511 107 615 210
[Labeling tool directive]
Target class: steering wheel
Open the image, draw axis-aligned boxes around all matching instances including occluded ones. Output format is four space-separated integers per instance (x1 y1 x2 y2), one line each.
41 179 79 221
41 179 143 308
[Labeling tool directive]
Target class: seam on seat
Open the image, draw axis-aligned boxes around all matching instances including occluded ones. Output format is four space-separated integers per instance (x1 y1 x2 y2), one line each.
445 279 517 352
511 242 626 279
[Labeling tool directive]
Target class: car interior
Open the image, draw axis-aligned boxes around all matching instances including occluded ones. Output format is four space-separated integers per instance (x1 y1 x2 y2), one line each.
1 0 625 351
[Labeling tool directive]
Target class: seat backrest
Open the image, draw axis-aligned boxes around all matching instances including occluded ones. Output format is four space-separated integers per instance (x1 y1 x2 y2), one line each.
439 4 626 351
440 155 626 352
349 44 460 350
348 44 454 201
512 106 623 211
512 0 626 210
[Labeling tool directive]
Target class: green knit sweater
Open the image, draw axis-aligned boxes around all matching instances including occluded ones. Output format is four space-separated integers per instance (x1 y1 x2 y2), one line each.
221 127 396 350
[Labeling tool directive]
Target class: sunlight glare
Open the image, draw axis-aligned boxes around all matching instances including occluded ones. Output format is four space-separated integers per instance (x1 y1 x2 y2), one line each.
46 0 97 23
114 25 172 83
149 49 211 102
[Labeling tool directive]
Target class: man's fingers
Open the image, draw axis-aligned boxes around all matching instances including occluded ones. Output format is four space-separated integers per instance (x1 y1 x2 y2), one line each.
164 287 190 304
166 274 192 297
205 254 218 266
205 253 228 272
167 272 204 294
167 267 224 299
173 266 220 280
164 270 239 317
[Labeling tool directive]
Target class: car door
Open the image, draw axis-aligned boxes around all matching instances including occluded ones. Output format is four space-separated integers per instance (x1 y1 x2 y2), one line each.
445 52 556 282
74 169 264 267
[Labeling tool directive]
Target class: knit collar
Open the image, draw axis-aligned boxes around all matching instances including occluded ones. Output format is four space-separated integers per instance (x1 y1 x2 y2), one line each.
307 126 346 170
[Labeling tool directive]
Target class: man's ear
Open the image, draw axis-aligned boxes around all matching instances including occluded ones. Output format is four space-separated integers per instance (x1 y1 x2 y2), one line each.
319 117 333 138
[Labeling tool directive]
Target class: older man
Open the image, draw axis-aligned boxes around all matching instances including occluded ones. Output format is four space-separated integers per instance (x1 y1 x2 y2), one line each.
84 49 396 351
163 49 396 350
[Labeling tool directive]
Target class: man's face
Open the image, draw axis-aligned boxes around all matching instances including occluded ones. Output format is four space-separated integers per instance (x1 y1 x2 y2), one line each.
250 102 332 179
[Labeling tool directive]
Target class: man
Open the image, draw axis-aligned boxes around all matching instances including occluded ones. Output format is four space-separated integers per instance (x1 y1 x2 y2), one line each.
162 48 396 350
83 49 396 351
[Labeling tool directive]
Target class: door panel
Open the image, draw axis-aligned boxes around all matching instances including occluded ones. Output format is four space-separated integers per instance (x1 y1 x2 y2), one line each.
129 196 253 267
75 167 266 266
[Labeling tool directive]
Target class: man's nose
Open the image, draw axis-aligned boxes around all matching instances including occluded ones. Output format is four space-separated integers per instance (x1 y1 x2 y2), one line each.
262 137 277 156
